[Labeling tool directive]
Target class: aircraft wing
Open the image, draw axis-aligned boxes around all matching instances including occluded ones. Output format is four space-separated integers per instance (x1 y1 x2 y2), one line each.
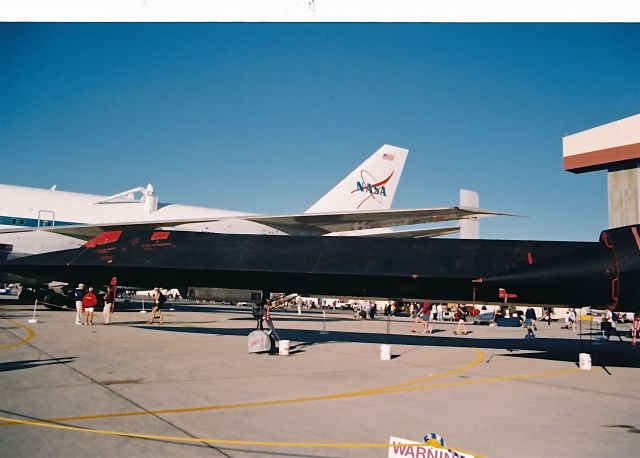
0 218 229 241
245 207 510 235
356 226 461 238
0 207 509 240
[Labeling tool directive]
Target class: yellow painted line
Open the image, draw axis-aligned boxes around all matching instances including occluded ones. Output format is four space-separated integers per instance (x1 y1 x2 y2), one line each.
371 348 485 390
0 414 485 456
0 348 486 426
0 346 577 456
0 319 35 351
1 352 582 430
378 367 583 394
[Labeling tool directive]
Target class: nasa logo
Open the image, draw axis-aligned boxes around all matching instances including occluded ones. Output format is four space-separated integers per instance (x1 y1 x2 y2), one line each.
355 181 388 196
351 170 394 209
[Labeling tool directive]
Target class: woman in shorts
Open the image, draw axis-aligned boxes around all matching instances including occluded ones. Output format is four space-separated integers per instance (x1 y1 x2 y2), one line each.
454 305 468 335
411 301 433 334
82 287 98 326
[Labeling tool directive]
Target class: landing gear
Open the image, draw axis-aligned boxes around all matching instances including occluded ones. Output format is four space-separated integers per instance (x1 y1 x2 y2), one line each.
247 292 282 353
43 291 68 309
18 287 68 309
18 287 36 304
252 302 265 330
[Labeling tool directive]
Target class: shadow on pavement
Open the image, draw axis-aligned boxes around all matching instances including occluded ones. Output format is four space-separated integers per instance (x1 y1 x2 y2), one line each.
0 357 76 373
133 325 640 368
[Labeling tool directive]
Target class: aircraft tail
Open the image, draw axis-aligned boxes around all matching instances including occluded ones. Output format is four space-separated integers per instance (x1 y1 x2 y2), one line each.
305 144 408 214
459 189 479 239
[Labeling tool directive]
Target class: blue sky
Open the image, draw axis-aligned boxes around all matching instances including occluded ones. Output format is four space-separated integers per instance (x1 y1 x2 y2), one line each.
1 23 639 241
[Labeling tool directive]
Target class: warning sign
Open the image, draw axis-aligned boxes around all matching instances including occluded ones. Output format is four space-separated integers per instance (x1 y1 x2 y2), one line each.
388 436 475 458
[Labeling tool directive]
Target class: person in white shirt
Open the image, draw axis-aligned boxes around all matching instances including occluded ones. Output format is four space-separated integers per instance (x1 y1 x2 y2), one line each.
603 309 623 342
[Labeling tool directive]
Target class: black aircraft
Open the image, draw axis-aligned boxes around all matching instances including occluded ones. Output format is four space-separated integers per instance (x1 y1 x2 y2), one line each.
1 224 639 314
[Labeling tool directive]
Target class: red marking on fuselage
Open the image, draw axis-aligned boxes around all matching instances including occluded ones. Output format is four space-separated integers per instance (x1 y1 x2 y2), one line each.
631 226 640 251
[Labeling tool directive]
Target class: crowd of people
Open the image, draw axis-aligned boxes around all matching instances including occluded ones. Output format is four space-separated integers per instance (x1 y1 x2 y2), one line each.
407 301 470 335
73 283 109 326
71 283 165 326
67 286 638 342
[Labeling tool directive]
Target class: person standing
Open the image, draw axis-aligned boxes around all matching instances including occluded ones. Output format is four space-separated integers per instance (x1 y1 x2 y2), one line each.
148 288 166 325
524 306 537 338
562 308 575 331
74 283 85 325
454 304 468 335
604 309 623 342
103 287 115 325
411 301 433 334
364 301 371 319
82 287 98 326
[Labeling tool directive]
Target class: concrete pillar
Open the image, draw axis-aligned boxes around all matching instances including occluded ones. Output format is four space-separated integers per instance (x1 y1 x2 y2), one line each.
608 162 640 228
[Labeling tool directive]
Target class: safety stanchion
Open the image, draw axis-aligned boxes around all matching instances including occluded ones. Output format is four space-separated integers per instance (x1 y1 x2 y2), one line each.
139 300 147 314
380 312 392 361
28 299 38 324
320 310 329 335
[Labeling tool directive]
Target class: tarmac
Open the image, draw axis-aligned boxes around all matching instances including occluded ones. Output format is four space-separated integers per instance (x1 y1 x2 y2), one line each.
1 300 639 458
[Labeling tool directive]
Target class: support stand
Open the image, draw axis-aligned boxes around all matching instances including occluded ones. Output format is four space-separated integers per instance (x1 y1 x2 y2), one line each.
253 303 264 330
320 310 329 335
248 298 271 353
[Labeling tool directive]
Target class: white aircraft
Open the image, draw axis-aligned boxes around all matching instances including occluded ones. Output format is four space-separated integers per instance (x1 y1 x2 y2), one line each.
0 144 406 257
0 144 499 261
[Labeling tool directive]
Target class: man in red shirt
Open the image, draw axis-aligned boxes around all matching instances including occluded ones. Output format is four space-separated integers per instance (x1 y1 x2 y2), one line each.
411 301 433 334
82 287 98 326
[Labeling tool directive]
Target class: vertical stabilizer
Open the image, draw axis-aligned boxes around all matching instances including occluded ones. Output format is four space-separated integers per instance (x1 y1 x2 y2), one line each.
305 145 408 213
460 189 479 239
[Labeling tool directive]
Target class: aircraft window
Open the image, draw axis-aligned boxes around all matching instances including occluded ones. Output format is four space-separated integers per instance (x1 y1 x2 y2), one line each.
19 219 25 225
11 218 16 224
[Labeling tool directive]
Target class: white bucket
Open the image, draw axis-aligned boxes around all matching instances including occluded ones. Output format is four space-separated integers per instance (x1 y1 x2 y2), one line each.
279 340 290 356
579 352 592 370
380 344 391 361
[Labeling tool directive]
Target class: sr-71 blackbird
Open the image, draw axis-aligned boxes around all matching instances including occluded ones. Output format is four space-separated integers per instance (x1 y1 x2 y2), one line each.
2 224 639 313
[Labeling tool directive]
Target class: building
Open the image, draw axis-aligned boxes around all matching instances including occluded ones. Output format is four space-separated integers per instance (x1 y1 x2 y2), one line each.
563 114 640 228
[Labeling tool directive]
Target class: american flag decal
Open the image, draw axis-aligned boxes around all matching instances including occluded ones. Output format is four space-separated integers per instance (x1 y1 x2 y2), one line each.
382 153 395 161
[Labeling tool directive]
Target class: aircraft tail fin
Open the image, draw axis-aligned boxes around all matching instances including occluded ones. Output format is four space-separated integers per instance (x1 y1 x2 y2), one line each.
305 144 408 214
459 189 479 239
